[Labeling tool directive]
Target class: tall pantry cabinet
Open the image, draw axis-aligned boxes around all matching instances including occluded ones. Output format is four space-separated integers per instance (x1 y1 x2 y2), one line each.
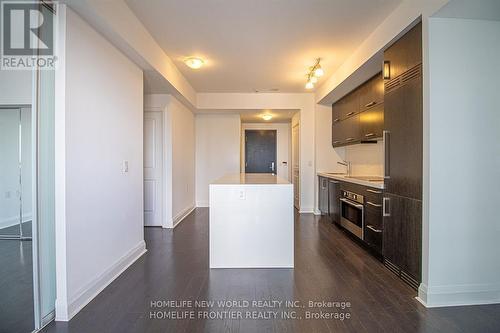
382 22 423 289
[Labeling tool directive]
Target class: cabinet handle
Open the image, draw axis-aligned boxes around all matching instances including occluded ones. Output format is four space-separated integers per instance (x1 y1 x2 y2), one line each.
383 197 390 217
333 118 340 123
367 189 382 194
345 137 355 141
367 201 382 208
333 140 340 144
365 133 375 137
383 130 390 179
367 225 382 233
329 180 339 184
346 111 355 116
365 101 377 108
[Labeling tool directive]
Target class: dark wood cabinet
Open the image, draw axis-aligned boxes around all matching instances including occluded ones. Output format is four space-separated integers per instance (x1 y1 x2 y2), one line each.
340 90 359 120
382 21 423 290
318 177 329 215
332 103 341 124
359 73 384 112
332 73 384 148
382 193 421 287
332 114 360 147
360 103 384 140
332 122 344 147
328 179 341 224
364 187 383 254
384 23 422 81
385 75 422 200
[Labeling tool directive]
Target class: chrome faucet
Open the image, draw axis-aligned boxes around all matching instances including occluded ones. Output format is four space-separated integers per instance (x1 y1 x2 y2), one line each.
337 160 351 176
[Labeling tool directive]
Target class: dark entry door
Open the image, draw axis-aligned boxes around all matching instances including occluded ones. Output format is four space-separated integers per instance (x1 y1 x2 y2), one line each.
245 130 277 173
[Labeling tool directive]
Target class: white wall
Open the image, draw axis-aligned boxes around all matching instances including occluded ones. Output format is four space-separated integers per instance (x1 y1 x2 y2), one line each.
55 7 145 321
419 17 500 307
170 97 195 224
144 94 196 227
345 142 384 176
197 93 316 213
195 114 241 207
240 122 291 181
0 70 32 105
314 104 346 174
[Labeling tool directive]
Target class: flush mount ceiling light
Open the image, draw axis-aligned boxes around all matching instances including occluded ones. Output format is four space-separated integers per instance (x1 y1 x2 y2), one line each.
262 114 273 121
184 57 204 69
305 58 324 89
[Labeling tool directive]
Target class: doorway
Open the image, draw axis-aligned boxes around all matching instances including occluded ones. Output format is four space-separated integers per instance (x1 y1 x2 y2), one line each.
244 130 277 174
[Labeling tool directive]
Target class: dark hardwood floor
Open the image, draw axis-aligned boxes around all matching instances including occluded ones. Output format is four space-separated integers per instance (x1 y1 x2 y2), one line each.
42 209 500 333
0 222 34 333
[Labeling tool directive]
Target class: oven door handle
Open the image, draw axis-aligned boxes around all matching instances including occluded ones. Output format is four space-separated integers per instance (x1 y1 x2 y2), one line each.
340 198 364 209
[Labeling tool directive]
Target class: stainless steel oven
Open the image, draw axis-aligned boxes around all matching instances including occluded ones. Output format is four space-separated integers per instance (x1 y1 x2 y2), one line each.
340 190 364 239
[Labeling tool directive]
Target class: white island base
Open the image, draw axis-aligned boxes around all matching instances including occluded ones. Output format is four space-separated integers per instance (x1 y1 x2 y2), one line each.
209 174 294 268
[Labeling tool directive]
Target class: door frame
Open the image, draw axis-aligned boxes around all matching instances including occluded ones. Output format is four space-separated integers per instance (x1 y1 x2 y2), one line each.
243 129 278 174
292 123 300 210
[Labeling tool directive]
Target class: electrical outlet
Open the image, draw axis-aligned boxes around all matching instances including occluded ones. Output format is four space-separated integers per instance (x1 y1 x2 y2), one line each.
122 160 129 173
238 189 246 200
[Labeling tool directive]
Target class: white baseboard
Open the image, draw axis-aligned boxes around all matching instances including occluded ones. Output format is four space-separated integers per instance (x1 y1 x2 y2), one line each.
196 201 209 208
418 282 500 307
172 205 195 228
56 240 147 321
299 207 314 214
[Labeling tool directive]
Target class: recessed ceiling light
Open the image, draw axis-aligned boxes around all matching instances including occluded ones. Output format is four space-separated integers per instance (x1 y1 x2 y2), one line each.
184 57 204 69
262 114 273 121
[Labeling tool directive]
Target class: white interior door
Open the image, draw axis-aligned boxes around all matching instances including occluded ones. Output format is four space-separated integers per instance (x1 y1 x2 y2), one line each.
144 111 163 226
292 124 300 209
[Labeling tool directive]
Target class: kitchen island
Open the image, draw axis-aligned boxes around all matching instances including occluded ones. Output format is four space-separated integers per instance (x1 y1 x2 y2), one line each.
209 173 294 268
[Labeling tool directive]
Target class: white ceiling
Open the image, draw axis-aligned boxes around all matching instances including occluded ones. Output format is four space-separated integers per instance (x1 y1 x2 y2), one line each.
196 109 298 123
126 0 402 93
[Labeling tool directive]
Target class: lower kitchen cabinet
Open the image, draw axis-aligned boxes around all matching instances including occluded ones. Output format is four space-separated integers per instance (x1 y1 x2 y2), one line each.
364 204 383 254
382 193 422 288
328 179 341 224
318 176 329 215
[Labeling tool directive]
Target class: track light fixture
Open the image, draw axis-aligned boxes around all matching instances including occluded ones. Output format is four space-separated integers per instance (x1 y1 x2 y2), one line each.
305 58 324 90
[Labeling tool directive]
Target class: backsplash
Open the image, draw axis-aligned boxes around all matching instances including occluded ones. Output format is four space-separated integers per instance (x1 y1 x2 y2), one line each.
344 141 384 176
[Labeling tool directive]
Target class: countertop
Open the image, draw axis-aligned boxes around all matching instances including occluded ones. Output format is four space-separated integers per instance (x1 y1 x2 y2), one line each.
211 173 291 185
317 172 385 189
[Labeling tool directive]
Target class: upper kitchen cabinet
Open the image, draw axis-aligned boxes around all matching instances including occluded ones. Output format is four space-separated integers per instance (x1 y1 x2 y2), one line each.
384 22 422 82
341 90 360 119
360 103 384 140
359 73 384 112
332 72 384 148
332 113 360 147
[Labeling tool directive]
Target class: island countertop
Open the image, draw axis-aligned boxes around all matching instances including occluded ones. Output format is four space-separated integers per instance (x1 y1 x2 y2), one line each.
211 173 291 185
